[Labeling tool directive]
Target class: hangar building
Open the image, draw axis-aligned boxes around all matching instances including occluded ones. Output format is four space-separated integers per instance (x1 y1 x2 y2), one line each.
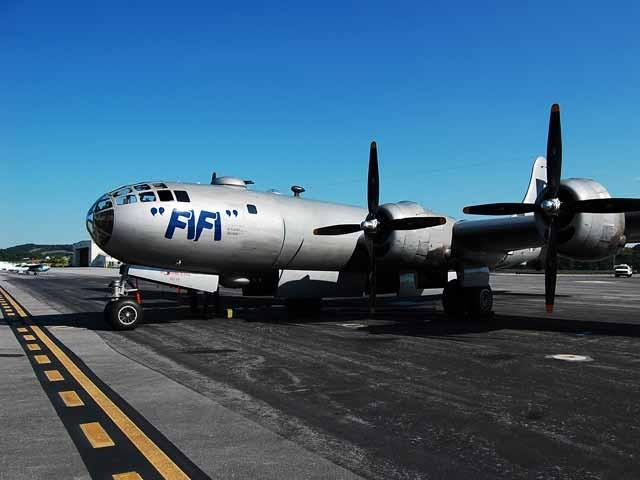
72 240 121 268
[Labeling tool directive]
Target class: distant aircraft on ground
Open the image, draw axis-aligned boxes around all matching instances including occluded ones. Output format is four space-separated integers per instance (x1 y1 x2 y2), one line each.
86 104 640 329
25 263 51 275
5 263 51 275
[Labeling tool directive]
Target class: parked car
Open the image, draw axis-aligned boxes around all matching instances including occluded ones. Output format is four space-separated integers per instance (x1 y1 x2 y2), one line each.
614 264 633 278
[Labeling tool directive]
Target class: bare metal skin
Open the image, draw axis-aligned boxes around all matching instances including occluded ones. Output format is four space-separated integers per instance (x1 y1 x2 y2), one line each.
88 173 630 281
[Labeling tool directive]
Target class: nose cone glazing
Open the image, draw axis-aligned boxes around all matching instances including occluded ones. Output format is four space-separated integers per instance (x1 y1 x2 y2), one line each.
86 194 114 248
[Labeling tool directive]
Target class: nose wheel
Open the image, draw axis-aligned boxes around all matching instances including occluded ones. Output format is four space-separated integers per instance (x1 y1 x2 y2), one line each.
105 298 142 330
104 273 144 330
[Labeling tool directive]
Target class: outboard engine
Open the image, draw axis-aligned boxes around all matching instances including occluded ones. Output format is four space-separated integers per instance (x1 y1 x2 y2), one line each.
553 179 626 260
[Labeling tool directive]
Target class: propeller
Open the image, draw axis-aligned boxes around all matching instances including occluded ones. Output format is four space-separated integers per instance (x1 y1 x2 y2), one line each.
463 104 640 313
314 141 447 314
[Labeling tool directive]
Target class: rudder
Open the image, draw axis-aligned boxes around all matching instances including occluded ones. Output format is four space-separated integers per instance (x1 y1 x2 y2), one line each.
522 156 547 204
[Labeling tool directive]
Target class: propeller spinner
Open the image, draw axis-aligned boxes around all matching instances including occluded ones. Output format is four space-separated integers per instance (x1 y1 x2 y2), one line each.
314 142 447 314
463 104 640 313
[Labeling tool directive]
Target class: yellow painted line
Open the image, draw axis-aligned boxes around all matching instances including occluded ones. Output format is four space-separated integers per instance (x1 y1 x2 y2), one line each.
17 327 29 333
113 472 143 480
80 422 115 448
59 390 85 407
6 312 15 316
0 287 190 479
45 370 64 382
0 287 27 317
34 354 51 364
23 334 36 341
26 343 41 351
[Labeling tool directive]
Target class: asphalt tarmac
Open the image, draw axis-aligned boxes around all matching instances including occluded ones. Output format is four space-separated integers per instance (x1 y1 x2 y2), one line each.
1 269 639 479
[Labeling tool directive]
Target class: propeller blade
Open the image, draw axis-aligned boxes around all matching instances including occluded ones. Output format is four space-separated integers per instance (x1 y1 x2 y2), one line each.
570 198 640 214
368 141 379 216
463 203 536 216
368 238 376 315
545 220 559 313
546 104 562 197
387 216 447 230
313 224 361 235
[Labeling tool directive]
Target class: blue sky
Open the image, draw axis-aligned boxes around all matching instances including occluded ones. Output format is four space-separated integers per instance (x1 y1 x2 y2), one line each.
1 1 639 247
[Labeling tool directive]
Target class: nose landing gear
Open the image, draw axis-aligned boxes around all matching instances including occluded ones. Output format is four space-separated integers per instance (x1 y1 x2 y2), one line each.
105 276 143 330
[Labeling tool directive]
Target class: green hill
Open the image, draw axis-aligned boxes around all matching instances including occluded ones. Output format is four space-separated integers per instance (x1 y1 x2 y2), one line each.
0 243 73 261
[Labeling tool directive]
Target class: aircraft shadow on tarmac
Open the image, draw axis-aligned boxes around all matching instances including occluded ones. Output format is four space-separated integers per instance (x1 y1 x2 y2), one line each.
9 290 640 339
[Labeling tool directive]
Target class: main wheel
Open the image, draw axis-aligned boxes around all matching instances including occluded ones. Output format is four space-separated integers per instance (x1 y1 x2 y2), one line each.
106 298 142 330
465 286 493 318
442 280 466 318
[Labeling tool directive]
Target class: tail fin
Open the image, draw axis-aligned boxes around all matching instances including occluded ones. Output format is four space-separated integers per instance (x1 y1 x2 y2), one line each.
522 156 547 204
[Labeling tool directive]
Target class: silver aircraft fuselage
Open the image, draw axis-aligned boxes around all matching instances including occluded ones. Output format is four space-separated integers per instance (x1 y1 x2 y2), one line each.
87 180 474 276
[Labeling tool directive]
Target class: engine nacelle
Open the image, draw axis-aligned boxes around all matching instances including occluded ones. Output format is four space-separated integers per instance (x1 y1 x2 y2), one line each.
376 201 453 268
554 179 626 261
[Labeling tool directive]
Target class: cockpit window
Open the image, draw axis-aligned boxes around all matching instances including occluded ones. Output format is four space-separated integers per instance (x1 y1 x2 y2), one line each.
116 194 137 205
112 186 132 197
157 190 174 202
134 183 151 191
139 191 156 202
247 204 258 214
95 198 113 212
174 190 190 202
153 182 168 188
109 185 128 195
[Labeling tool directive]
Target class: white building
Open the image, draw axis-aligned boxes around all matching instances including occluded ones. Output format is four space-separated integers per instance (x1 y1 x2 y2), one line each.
72 240 122 268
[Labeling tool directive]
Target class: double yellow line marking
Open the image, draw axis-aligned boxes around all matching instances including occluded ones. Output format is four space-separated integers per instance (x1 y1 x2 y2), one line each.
0 286 191 480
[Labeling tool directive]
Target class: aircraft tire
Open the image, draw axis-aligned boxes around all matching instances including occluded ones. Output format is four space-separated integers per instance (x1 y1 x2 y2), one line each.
442 280 466 318
107 299 142 330
465 286 493 319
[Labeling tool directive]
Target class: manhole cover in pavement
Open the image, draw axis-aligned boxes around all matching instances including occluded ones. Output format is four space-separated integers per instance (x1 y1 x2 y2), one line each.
545 354 593 362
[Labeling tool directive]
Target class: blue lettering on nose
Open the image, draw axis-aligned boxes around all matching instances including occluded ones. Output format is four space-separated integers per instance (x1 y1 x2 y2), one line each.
195 211 222 241
165 210 194 239
166 209 223 241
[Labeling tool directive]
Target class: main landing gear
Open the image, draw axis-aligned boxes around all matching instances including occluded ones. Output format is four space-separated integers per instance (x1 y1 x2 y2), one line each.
189 289 221 318
442 279 493 319
104 276 143 330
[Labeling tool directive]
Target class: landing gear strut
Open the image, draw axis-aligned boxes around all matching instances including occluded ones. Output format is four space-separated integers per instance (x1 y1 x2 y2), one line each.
442 279 493 319
105 276 143 330
189 289 221 318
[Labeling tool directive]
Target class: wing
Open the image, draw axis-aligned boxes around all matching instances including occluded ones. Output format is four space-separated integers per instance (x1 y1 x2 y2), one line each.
452 216 543 267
